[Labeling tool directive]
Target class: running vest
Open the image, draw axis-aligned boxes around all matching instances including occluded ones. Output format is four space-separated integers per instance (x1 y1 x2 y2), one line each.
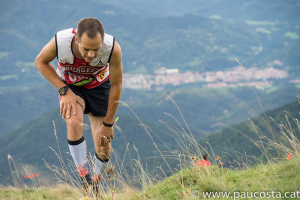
55 28 115 89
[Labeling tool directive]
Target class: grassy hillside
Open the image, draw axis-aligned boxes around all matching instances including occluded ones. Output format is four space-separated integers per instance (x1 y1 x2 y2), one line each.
1 146 299 199
140 157 300 200
199 99 300 168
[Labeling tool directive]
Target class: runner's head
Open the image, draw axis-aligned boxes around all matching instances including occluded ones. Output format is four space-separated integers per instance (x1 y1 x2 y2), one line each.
76 18 105 62
77 18 105 42
202 153 208 160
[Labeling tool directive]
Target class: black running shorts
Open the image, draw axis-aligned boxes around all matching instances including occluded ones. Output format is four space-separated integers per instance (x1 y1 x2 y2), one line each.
59 79 111 116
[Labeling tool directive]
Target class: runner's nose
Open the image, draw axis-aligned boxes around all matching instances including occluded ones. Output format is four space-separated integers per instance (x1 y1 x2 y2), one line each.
88 51 95 58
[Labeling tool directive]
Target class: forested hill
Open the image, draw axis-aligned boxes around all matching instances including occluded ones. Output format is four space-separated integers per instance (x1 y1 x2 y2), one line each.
105 0 300 24
0 0 299 89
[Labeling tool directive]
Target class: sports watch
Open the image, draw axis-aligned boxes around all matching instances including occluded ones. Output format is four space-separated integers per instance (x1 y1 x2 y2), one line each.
103 121 114 127
58 85 70 96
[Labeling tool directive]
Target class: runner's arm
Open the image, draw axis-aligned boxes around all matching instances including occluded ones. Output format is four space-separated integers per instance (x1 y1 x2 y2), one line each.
35 37 67 89
35 37 84 118
104 41 123 125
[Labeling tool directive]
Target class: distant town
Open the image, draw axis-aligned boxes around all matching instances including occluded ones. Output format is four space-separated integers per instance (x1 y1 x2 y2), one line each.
123 60 290 91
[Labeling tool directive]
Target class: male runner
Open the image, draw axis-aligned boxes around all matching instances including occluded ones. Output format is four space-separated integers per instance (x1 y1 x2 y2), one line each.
35 18 123 197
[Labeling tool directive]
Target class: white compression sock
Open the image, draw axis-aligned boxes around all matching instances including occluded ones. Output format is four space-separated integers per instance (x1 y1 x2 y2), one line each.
68 136 89 177
93 153 109 183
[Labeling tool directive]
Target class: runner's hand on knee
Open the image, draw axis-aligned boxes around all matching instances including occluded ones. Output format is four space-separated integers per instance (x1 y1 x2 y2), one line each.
60 90 84 119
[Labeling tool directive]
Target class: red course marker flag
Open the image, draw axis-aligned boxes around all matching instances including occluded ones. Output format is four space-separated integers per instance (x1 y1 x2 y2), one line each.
24 174 39 178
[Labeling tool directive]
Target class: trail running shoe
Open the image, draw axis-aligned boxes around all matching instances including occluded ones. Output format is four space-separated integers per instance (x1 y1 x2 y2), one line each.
92 182 101 199
79 182 93 199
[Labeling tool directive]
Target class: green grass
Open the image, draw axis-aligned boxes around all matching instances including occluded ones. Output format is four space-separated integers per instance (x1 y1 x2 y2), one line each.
2 156 299 199
136 156 300 200
0 185 78 200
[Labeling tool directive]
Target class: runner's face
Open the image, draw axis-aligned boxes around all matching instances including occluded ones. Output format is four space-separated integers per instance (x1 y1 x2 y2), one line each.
77 32 102 62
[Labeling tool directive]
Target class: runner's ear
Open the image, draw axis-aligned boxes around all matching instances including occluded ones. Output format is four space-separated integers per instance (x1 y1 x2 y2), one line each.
74 35 79 44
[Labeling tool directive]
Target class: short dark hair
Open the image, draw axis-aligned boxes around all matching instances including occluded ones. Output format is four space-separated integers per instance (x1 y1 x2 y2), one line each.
202 153 208 160
77 18 105 42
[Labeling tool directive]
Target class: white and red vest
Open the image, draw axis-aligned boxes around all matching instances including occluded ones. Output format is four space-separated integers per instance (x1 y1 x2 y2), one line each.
55 28 115 89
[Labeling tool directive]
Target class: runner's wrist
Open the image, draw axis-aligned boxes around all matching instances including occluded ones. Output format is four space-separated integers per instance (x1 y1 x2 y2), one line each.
58 85 70 96
103 121 114 127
